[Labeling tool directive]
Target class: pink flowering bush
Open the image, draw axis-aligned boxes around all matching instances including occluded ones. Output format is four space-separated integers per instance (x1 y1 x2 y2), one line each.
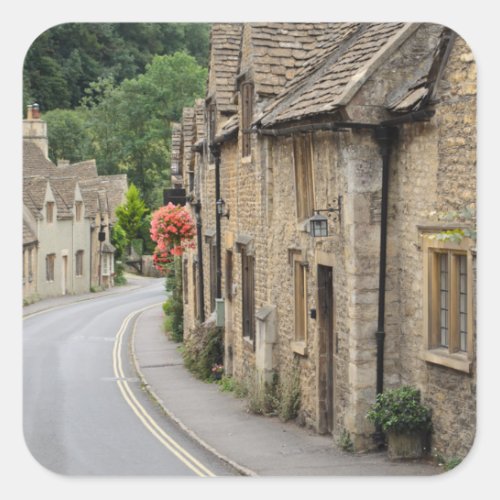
150 203 196 271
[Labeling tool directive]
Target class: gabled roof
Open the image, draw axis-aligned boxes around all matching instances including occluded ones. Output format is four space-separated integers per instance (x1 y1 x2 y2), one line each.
258 23 416 127
207 23 243 114
23 220 37 246
57 159 98 179
245 23 348 98
23 176 48 216
48 177 77 219
78 175 127 222
97 175 128 221
23 141 56 177
23 138 127 222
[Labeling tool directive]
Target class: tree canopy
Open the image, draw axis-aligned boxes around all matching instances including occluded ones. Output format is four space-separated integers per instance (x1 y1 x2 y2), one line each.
24 23 210 112
29 24 210 210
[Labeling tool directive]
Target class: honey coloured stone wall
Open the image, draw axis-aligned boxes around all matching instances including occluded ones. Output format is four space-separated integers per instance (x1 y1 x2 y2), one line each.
383 32 476 459
178 23 476 460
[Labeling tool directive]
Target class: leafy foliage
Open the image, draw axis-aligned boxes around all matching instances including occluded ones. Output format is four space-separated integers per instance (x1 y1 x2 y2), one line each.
162 257 184 342
427 206 476 243
115 184 149 249
43 108 93 164
25 26 209 210
111 222 128 260
24 23 210 112
366 386 432 434
276 362 301 422
182 323 224 381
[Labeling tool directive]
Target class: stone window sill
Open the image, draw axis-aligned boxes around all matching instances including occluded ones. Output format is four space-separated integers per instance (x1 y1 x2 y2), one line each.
241 155 252 165
292 340 308 357
421 348 471 374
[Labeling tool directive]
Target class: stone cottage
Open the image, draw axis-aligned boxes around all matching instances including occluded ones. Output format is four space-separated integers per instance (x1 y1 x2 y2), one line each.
23 105 127 301
175 23 476 460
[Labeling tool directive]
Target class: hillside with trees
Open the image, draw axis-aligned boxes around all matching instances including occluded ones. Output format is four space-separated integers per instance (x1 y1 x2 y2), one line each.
23 23 211 209
24 23 210 111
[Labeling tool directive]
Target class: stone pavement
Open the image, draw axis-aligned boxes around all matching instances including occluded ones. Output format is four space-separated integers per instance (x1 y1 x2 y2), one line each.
132 304 442 477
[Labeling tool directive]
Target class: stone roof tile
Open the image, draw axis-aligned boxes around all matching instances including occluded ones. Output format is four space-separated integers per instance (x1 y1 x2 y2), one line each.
23 220 37 246
208 23 243 113
258 23 412 126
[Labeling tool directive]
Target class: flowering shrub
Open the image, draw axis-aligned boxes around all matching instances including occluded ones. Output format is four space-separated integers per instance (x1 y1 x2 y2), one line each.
150 203 196 271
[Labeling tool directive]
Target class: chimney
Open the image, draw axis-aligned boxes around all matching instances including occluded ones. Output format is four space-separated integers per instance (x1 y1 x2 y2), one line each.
23 102 48 158
32 103 41 119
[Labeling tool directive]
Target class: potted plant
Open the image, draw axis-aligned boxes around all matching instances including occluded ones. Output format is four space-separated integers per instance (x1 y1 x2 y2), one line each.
366 386 432 459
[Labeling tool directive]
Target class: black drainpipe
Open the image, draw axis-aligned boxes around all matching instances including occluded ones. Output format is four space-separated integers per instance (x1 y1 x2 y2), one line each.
257 110 433 447
193 200 205 323
373 125 396 446
210 143 223 301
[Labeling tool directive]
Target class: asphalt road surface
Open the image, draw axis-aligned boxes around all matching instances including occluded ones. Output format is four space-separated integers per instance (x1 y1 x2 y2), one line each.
23 278 238 476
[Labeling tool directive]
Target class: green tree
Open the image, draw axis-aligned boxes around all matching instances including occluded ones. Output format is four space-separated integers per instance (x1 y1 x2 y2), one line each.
23 23 210 113
115 184 149 249
82 52 207 208
43 108 93 164
110 222 128 260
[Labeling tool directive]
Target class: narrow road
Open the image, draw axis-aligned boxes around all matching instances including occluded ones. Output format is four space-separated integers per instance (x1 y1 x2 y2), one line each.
23 278 237 476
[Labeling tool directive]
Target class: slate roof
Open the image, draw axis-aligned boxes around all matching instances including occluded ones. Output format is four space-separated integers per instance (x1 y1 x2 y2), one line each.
48 177 76 219
23 141 56 177
23 220 37 246
387 26 453 114
78 175 127 222
97 175 128 220
257 23 414 127
58 159 98 179
208 24 243 114
246 23 347 98
214 114 239 144
23 139 126 223
23 176 48 216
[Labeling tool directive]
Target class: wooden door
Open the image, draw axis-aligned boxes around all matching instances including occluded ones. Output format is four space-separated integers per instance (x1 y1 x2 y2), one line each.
318 265 334 434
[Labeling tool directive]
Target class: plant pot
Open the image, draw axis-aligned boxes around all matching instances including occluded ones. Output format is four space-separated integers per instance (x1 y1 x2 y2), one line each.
387 431 425 460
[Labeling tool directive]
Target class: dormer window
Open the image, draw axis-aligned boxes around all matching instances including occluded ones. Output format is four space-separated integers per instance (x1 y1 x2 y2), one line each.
46 202 55 223
241 81 254 157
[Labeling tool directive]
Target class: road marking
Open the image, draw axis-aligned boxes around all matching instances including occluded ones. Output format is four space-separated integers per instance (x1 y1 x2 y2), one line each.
112 303 216 477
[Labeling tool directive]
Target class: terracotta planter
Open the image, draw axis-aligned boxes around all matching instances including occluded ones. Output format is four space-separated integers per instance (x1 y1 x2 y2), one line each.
387 431 425 459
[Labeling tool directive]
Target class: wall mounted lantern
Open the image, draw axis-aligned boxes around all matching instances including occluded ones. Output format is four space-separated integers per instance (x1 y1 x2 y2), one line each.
216 198 230 219
309 195 342 237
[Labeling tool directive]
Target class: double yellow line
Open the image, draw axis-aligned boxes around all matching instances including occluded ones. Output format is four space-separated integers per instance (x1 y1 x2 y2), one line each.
112 303 216 477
